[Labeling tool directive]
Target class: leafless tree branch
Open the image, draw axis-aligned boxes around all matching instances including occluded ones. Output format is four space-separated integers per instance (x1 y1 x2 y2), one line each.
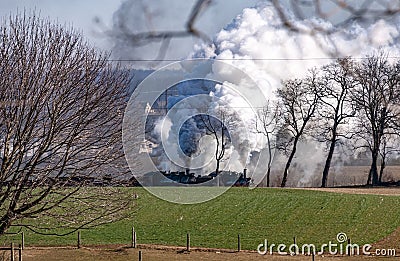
0 12 134 235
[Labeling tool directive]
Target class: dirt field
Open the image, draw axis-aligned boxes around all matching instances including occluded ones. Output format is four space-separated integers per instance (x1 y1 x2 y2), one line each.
267 165 400 187
328 165 400 186
9 245 398 261
303 187 400 196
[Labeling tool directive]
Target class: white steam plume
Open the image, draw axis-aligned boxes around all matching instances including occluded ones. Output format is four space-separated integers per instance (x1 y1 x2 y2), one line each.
151 2 400 186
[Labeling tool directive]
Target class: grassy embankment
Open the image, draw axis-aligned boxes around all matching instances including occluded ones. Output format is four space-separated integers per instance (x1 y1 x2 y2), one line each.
2 187 400 250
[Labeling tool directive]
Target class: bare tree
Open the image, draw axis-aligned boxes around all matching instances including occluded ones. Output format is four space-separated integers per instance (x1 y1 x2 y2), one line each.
0 13 133 235
352 54 400 186
200 112 231 177
277 70 322 187
317 58 356 187
256 101 280 187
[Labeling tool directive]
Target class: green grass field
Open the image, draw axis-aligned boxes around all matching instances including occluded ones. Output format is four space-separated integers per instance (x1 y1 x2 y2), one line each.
2 188 400 251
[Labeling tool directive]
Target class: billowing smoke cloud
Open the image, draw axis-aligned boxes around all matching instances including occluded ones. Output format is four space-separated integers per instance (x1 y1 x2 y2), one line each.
150 77 261 176
146 2 400 186
194 2 400 79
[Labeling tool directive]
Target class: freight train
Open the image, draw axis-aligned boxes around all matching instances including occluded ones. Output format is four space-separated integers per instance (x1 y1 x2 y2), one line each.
138 168 251 186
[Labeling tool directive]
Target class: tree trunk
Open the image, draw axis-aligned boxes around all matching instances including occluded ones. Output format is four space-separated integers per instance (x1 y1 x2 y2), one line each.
266 133 272 187
379 156 386 184
281 137 299 187
369 149 380 186
266 167 271 187
367 170 372 185
321 130 338 188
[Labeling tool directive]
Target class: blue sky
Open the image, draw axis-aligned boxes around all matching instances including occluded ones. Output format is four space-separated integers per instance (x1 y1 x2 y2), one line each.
0 0 122 50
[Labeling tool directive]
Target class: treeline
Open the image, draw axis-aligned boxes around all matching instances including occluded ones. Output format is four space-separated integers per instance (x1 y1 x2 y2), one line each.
259 53 400 187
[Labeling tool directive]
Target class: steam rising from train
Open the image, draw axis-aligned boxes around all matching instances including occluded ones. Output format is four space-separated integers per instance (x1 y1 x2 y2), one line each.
142 3 400 186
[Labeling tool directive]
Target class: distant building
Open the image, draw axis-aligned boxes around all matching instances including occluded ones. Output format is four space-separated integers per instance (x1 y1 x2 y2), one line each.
139 139 156 154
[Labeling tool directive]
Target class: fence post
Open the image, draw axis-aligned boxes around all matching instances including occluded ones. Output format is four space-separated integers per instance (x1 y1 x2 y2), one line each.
18 244 22 261
131 227 137 248
10 242 14 261
138 250 142 261
77 231 81 249
237 234 241 252
186 233 190 252
134 231 137 248
131 227 134 248
21 232 24 250
312 252 315 261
